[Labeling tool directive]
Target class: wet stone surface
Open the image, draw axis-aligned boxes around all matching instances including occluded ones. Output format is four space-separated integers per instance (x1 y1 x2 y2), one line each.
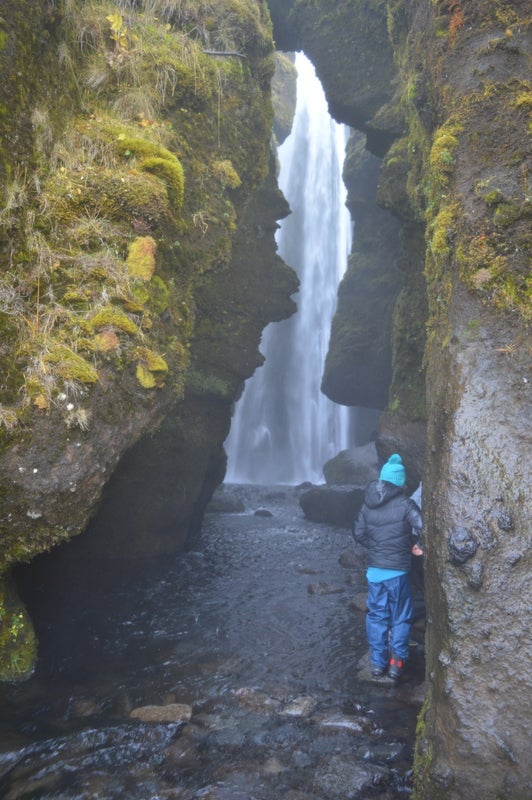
0 485 425 799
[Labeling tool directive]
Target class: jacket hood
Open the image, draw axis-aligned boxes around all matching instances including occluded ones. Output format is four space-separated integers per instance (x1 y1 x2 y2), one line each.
364 479 404 509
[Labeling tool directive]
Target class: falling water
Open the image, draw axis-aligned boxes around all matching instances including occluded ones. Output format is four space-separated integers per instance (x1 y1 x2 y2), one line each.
225 53 353 485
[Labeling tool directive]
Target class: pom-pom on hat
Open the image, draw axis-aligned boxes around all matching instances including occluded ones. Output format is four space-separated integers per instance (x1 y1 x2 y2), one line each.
379 453 406 487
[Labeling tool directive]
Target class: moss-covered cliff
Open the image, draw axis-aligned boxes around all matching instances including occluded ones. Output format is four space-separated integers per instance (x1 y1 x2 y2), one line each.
0 0 297 680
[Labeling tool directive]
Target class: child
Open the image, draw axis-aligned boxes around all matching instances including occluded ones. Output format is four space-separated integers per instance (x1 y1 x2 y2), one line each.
353 453 423 679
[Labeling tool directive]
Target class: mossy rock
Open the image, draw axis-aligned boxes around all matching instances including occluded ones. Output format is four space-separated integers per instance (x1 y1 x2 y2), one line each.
135 347 168 388
146 275 170 316
212 159 241 189
127 236 157 281
43 345 99 384
44 167 171 229
0 574 37 682
89 306 139 335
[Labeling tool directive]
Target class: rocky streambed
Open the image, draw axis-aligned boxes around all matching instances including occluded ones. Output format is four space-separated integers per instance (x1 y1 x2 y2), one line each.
0 485 425 799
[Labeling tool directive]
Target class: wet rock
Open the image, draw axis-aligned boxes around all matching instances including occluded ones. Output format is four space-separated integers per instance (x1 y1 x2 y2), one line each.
254 508 273 517
376 413 426 492
448 526 478 565
299 486 364 527
354 741 406 762
291 749 315 768
3 771 64 800
313 712 376 734
323 442 379 487
351 591 369 612
193 712 240 731
281 695 317 717
496 505 513 531
163 737 202 774
313 755 390 798
191 786 251 800
158 790 192 800
262 756 286 775
130 702 192 723
206 492 246 514
401 680 428 706
67 696 103 719
296 565 322 574
232 687 281 712
464 560 484 590
307 581 344 596
339 549 358 568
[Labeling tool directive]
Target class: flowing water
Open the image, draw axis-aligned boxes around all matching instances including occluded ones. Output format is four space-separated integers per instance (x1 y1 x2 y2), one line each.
1 486 424 800
225 54 354 485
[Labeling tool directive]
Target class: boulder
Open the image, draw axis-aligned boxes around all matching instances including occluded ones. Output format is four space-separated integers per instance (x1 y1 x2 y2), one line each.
313 754 389 798
323 442 379 487
299 486 364 528
130 703 192 724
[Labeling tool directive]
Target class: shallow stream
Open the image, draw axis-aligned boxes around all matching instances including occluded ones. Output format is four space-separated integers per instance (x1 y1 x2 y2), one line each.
0 485 425 799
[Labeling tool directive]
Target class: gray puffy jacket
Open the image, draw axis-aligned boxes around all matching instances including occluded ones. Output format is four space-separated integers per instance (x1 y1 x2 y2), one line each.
353 480 423 572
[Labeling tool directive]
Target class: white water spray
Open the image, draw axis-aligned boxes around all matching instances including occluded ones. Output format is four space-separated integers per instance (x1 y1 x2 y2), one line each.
225 53 353 484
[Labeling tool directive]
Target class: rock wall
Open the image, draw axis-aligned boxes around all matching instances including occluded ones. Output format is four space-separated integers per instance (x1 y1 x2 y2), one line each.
0 0 297 680
321 132 403 412
266 1 531 798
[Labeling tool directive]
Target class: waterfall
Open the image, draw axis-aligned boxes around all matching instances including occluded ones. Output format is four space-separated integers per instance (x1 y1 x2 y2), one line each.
225 53 353 485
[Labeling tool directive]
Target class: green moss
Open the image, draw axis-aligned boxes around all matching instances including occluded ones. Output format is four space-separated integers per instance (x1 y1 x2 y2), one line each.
140 155 185 210
147 275 170 315
114 132 185 210
511 90 532 110
493 201 522 227
93 330 120 352
412 690 436 799
428 121 462 192
44 163 171 228
0 574 37 682
212 159 241 189
429 201 460 258
132 283 150 307
483 188 506 205
126 235 157 280
89 306 139 335
187 368 232 399
44 345 99 384
135 346 168 388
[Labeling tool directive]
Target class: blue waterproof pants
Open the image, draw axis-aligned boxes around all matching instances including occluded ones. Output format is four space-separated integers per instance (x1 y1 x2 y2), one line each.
366 574 413 668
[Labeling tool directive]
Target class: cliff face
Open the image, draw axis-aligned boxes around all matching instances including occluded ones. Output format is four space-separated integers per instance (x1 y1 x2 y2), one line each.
0 0 297 680
321 132 403 413
267 1 531 798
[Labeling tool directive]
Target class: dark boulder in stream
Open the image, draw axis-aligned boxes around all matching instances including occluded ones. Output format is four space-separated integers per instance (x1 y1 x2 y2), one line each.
299 486 365 528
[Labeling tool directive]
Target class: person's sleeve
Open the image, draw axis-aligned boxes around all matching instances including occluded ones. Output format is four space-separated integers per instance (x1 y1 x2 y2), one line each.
352 506 367 545
406 499 423 541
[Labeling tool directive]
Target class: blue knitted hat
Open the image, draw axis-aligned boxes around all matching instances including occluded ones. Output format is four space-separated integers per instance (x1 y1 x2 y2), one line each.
379 453 406 487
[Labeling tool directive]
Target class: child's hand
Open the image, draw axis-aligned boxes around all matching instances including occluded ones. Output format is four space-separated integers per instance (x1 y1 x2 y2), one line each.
411 543 423 556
